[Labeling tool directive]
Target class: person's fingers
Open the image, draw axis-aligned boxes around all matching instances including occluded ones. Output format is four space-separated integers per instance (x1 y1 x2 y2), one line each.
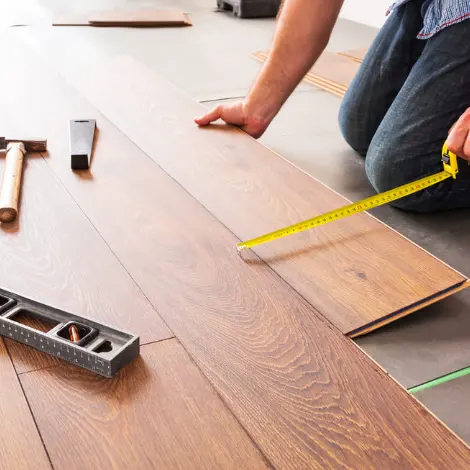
194 105 223 126
462 130 470 160
447 122 468 157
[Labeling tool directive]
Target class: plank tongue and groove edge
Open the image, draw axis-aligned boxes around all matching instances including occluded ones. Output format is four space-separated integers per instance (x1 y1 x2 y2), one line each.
0 339 51 470
64 54 468 336
5 40 470 467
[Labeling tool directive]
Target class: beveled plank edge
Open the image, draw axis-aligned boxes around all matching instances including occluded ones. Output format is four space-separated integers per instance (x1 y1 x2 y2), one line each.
349 279 470 338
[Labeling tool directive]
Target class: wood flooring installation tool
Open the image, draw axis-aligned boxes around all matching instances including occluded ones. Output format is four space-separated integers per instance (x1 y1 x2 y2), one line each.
0 286 139 377
0 137 47 223
69 119 96 170
238 141 459 252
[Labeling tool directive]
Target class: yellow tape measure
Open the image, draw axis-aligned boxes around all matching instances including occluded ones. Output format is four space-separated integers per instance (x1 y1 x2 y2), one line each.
237 141 459 252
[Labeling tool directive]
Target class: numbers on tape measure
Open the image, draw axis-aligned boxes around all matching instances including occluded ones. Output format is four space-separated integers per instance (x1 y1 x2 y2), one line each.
237 170 453 251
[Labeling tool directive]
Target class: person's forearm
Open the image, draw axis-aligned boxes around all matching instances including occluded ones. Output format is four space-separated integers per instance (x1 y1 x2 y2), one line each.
246 0 344 122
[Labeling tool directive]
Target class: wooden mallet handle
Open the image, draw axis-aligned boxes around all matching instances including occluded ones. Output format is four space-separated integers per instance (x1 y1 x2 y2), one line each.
0 142 26 223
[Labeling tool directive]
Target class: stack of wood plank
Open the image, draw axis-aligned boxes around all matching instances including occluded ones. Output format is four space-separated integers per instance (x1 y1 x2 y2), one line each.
252 47 367 97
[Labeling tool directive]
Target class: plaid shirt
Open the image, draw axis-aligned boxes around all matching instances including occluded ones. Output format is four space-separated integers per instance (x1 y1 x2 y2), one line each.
387 0 470 38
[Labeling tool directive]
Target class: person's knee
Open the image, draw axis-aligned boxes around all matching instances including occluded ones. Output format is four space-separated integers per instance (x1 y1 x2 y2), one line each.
338 94 369 157
365 140 432 212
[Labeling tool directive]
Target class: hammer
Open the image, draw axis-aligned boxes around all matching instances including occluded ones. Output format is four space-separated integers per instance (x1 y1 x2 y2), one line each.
0 137 47 223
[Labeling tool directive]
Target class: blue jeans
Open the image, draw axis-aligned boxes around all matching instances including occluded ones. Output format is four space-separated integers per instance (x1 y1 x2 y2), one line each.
338 0 470 212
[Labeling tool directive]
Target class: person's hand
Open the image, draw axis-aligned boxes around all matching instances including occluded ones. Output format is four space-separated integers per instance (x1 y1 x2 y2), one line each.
447 108 470 160
194 100 272 139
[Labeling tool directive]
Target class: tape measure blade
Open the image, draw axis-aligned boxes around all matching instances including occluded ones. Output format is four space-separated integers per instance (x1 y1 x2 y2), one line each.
237 170 451 251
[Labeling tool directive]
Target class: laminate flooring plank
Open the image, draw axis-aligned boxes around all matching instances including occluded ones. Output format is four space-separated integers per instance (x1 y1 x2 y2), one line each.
0 153 171 374
337 47 367 63
54 9 192 27
0 339 51 470
2 45 470 468
19 339 269 470
88 10 192 26
253 50 358 93
61 54 467 335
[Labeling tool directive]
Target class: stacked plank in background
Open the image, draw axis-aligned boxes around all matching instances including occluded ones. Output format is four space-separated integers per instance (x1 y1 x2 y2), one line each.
252 47 367 97
337 47 368 63
53 10 192 27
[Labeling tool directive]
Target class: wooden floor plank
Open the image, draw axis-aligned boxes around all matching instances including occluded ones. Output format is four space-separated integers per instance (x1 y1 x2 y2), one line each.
253 50 358 95
0 149 172 374
61 53 467 335
19 339 269 470
337 47 368 63
2 43 470 467
0 339 51 470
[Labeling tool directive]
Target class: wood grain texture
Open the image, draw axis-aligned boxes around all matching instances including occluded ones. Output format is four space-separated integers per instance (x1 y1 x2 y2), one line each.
6 42 470 467
0 153 171 374
19 339 269 470
0 339 51 470
66 54 467 335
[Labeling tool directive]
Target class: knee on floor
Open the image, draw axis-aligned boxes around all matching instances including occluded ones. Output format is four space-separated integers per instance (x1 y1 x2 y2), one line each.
364 142 437 213
338 96 369 157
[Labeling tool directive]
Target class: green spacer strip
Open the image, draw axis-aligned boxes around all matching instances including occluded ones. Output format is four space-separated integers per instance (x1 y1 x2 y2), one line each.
408 366 470 394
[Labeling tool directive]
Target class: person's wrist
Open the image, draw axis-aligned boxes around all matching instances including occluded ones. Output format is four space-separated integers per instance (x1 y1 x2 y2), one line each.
242 94 280 135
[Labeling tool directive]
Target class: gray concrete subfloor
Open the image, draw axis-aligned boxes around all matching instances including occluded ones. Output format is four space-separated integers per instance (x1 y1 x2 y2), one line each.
414 373 470 446
5 0 470 444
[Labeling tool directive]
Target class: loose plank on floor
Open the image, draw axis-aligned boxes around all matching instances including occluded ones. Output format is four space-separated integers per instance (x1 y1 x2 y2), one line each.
20 339 269 470
5 43 470 468
0 339 51 470
66 54 467 336
0 152 171 374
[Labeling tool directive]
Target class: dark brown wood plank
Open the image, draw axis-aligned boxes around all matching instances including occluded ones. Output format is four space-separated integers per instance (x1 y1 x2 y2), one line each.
0 149 171 374
19 339 269 469
64 54 467 335
0 339 51 470
3 43 470 467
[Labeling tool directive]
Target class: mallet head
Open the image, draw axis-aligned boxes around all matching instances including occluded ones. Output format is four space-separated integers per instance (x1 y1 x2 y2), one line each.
0 137 47 153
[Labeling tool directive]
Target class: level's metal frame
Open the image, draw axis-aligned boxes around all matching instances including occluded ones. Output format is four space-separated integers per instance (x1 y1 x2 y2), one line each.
0 287 139 377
